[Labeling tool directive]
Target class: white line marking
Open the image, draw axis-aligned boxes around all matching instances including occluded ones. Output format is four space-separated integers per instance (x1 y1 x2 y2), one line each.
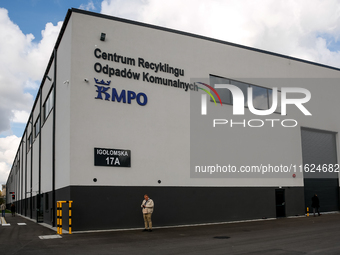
39 235 62 239
1 217 6 225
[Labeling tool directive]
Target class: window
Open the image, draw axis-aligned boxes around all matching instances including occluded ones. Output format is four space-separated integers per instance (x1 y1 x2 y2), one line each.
34 116 40 137
210 75 232 104
44 88 54 121
249 85 269 110
230 80 249 106
27 133 32 152
268 90 281 113
209 75 280 113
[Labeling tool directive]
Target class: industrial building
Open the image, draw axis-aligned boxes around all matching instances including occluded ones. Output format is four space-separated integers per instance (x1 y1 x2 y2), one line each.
6 8 340 231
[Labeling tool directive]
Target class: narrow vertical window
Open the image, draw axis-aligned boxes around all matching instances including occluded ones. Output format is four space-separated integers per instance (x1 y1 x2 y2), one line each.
43 87 54 121
34 116 40 137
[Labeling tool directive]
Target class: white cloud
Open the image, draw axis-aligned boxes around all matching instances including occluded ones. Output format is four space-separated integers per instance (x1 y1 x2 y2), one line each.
80 1 96 11
0 8 62 135
24 79 40 90
0 135 21 185
0 7 62 185
101 0 147 20
101 0 340 68
11 110 30 124
0 162 9 186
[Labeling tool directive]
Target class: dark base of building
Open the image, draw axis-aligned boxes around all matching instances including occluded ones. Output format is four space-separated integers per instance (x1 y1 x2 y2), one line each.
8 186 309 231
10 185 340 231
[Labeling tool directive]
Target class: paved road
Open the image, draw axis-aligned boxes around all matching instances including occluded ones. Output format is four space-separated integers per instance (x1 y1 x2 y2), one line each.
1 213 340 254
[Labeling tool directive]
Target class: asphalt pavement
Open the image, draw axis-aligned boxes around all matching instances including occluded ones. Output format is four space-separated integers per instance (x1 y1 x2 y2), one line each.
1 212 340 254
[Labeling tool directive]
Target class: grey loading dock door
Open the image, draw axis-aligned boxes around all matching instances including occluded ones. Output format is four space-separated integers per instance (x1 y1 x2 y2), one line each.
301 128 340 212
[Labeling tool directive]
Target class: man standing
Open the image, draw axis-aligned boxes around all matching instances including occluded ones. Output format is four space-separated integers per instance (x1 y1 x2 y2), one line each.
311 194 321 217
141 194 154 232
11 203 15 217
1 203 6 217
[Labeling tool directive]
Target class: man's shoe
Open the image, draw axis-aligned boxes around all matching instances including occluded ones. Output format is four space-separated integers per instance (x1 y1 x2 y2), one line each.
148 229 152 232
142 229 148 232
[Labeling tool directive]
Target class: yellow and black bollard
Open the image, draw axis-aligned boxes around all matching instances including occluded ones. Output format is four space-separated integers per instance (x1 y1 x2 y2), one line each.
57 201 73 235
307 207 309 217
57 202 62 234
69 201 73 234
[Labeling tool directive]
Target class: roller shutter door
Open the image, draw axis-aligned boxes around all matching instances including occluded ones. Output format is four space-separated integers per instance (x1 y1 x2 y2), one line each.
301 128 339 212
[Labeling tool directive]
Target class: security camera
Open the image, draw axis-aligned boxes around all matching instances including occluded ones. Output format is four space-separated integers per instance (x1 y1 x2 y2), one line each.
84 78 89 82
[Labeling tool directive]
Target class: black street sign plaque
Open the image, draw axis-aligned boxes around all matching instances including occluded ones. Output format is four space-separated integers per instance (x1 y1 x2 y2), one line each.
94 148 131 167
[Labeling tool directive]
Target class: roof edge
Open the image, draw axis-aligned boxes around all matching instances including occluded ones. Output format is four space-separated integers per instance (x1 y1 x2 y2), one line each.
71 8 340 72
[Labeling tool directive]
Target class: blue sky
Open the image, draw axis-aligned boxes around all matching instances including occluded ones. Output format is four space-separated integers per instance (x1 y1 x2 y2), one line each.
0 1 101 139
1 0 340 185
1 1 101 42
0 0 103 185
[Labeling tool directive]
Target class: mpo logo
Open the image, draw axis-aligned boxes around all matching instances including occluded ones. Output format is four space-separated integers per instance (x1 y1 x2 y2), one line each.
198 82 311 116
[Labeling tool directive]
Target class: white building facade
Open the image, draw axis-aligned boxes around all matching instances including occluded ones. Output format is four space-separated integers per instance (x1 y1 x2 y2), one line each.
6 9 340 231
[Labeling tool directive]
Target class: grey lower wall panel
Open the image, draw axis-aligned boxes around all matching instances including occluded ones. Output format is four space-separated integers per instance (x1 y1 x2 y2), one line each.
50 186 305 231
285 187 306 216
304 178 340 212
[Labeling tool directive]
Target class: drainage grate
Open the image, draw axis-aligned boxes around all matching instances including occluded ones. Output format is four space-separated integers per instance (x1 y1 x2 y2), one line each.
213 236 230 239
